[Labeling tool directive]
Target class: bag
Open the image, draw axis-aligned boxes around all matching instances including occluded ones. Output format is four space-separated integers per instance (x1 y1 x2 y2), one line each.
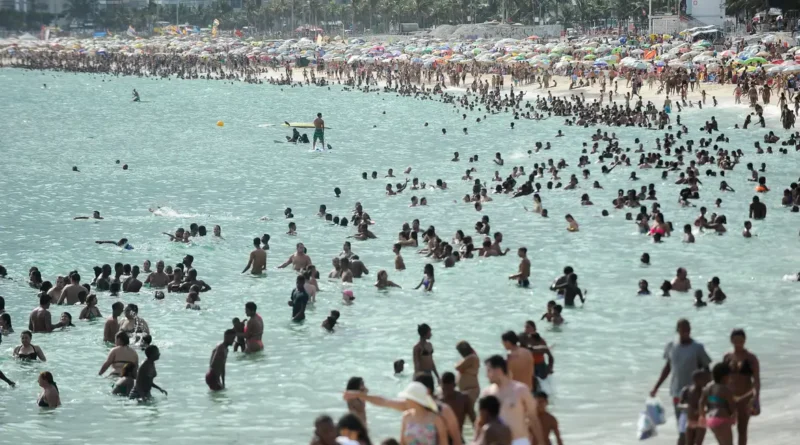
678 411 688 433
645 397 667 425
637 411 657 440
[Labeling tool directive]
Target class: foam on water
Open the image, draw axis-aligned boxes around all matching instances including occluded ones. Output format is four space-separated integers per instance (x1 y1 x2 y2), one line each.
1 69 799 444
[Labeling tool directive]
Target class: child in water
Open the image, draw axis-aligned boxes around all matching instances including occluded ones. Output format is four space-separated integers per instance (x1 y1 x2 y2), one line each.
694 290 707 308
232 318 246 352
541 300 556 322
552 305 564 326
678 369 711 445
534 392 564 445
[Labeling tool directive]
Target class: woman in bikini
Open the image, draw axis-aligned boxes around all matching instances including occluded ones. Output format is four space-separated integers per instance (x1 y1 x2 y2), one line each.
454 340 480 405
414 264 435 292
37 371 60 408
723 329 760 445
413 323 440 386
79 294 102 320
118 304 150 343
699 363 736 445
13 330 47 361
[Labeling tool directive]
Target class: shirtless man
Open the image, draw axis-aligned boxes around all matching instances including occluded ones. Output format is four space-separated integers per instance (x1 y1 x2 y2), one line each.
439 372 476 439
490 232 510 256
242 237 267 275
509 247 531 287
123 266 143 293
749 196 767 220
312 112 325 149
29 294 64 333
243 302 264 353
144 261 169 288
349 255 369 278
206 329 235 391
502 332 534 391
671 267 691 292
104 302 124 343
339 258 354 283
57 273 86 305
481 355 544 445
278 243 312 271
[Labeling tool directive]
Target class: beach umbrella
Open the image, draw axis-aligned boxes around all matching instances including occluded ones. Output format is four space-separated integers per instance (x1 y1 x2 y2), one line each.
583 54 596 60
593 60 608 67
743 57 767 65
526 35 540 40
633 61 648 70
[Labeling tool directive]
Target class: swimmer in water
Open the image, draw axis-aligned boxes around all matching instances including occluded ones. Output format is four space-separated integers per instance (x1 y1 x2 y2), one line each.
74 211 103 220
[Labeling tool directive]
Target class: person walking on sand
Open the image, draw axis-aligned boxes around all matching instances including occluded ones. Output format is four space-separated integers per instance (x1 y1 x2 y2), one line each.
650 319 711 445
206 329 235 391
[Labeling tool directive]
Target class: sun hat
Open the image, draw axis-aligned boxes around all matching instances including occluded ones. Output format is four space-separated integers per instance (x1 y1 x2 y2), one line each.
398 382 438 412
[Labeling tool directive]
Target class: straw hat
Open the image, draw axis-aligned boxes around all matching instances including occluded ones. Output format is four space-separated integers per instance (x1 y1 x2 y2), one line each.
398 382 438 412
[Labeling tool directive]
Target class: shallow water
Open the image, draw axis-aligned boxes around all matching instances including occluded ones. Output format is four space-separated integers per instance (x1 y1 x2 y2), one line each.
1 69 799 444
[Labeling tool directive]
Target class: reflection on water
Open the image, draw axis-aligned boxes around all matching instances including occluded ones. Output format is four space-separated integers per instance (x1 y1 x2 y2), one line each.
0 69 799 444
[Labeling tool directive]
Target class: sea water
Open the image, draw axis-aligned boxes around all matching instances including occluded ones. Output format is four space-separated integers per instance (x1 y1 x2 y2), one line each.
0 69 799 444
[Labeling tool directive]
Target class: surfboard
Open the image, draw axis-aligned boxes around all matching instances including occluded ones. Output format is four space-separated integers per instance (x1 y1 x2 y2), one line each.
282 122 332 129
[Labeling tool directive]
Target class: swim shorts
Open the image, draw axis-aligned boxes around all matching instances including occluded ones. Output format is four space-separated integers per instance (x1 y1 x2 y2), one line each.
314 128 324 139
206 370 222 391
518 279 530 288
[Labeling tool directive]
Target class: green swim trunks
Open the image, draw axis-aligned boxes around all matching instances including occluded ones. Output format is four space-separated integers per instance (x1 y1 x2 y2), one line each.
314 128 324 139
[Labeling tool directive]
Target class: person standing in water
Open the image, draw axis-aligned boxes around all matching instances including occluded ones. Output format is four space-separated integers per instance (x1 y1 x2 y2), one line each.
413 323 440 385
243 302 264 353
508 247 531 287
242 237 267 275
132 89 140 102
129 345 167 400
206 329 235 391
313 112 325 149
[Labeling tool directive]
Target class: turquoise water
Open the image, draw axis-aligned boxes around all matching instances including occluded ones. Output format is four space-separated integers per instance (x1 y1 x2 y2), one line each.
1 68 799 444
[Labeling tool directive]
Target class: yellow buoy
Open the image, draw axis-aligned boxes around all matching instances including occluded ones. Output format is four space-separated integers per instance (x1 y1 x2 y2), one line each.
216 121 224 127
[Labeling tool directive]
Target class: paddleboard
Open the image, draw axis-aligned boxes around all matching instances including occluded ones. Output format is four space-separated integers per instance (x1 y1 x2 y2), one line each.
283 122 332 129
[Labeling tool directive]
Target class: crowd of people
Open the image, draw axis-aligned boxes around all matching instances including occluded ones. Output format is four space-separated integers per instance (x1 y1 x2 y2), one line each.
2 30 800 445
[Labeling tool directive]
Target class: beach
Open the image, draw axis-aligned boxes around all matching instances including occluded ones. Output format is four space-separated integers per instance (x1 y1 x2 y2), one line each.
1 30 800 445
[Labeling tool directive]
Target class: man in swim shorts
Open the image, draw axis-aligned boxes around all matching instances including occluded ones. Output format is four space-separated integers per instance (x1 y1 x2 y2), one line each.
206 329 235 391
313 112 325 149
509 247 531 287
243 302 263 353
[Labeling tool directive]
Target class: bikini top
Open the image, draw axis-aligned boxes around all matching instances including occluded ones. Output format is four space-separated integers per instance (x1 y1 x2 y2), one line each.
16 347 38 360
725 354 754 377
